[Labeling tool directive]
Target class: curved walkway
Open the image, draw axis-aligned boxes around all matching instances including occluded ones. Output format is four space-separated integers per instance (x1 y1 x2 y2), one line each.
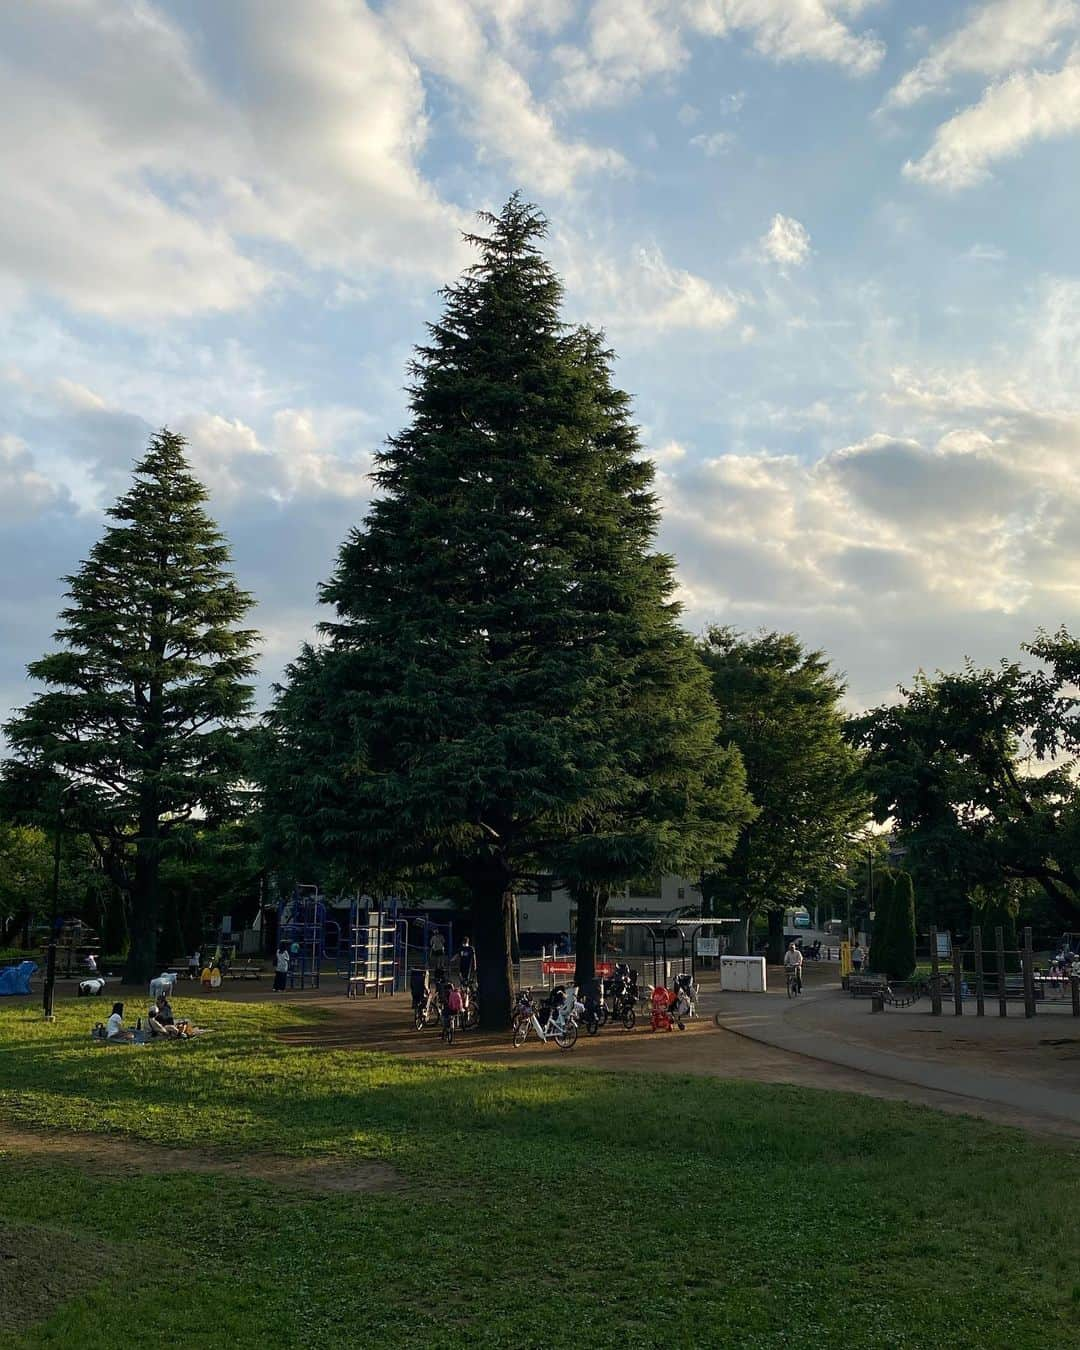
709 983 1080 1136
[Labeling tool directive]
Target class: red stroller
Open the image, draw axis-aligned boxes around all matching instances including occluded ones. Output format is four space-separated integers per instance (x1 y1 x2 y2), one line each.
650 985 676 1031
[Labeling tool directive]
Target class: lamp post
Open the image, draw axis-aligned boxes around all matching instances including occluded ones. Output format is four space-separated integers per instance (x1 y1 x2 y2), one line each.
42 782 75 1022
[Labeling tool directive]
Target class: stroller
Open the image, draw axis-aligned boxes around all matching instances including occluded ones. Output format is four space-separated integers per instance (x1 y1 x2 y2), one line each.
608 963 639 1030
671 971 697 1021
649 984 687 1031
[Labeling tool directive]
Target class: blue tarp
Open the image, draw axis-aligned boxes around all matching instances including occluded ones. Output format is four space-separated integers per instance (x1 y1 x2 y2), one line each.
0 960 37 995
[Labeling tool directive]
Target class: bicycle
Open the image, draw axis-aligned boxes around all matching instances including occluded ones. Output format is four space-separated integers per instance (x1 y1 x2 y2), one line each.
414 986 441 1031
785 965 803 998
441 1011 458 1045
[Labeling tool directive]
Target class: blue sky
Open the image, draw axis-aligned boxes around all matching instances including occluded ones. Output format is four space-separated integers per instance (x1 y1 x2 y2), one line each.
4 0 1080 725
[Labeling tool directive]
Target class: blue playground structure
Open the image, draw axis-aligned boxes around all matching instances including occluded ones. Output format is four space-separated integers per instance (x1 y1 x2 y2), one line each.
277 889 466 995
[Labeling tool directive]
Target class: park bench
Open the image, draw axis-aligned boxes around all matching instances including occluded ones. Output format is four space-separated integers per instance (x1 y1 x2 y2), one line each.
846 974 888 998
225 964 263 980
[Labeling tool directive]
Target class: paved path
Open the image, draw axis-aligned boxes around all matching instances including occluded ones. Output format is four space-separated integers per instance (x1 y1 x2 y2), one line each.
710 985 1080 1134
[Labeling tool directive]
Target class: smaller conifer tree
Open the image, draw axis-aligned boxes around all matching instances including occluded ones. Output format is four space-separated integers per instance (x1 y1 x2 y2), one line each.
4 431 258 982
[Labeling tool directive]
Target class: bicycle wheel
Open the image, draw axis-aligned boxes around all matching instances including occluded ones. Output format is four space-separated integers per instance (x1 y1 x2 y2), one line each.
513 1018 529 1047
413 1009 425 1031
586 1016 599 1036
622 1007 636 1031
465 1004 479 1030
555 1022 578 1050
445 1017 455 1046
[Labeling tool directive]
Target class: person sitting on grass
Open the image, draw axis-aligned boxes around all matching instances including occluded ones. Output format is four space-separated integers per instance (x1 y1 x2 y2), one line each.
105 1002 134 1041
149 992 208 1039
147 998 181 1038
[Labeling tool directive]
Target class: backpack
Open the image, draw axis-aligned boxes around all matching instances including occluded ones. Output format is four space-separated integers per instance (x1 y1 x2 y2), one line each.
447 988 463 1013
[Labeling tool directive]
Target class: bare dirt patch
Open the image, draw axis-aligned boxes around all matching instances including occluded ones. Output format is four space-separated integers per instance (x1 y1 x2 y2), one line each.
0 1222 117 1334
0 1123 399 1195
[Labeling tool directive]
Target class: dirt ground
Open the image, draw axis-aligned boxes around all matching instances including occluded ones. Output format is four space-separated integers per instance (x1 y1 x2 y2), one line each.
0 1121 400 1194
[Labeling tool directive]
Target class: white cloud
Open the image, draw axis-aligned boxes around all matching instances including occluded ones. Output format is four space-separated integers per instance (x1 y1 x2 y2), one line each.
388 0 624 194
0 435 72 521
691 130 735 155
555 0 884 108
904 54 1080 188
564 243 739 336
0 0 468 320
760 214 812 266
884 0 1078 109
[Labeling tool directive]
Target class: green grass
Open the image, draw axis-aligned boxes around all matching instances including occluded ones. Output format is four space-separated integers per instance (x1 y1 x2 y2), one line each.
1 998 1078 1348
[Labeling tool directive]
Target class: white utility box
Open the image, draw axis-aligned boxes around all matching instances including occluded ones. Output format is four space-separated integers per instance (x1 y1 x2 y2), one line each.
719 955 767 992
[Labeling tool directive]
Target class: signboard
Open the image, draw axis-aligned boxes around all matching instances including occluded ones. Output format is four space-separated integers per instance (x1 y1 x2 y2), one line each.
696 937 720 956
542 959 613 977
935 931 952 959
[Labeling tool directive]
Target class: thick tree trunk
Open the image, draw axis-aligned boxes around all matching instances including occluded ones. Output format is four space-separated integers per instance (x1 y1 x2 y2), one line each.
573 883 599 988
767 907 785 965
469 866 515 1029
124 817 160 985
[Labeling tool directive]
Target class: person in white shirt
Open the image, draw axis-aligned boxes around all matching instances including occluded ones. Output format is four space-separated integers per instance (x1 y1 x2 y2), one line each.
105 1002 133 1041
273 944 290 992
851 942 865 973
783 942 804 993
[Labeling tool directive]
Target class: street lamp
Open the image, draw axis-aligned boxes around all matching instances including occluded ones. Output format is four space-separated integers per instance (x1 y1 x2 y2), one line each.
42 781 76 1022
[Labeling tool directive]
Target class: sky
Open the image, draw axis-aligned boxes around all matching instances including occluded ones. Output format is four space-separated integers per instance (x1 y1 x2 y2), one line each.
4 0 1080 728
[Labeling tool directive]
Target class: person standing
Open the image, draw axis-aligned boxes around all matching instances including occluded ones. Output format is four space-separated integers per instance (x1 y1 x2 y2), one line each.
428 930 446 976
273 943 290 992
458 936 475 985
851 941 865 975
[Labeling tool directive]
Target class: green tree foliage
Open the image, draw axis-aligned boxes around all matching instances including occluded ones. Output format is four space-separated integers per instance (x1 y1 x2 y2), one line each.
263 197 752 1025
159 818 264 959
3 432 258 982
970 885 1020 974
698 628 869 958
869 869 916 980
850 630 1080 926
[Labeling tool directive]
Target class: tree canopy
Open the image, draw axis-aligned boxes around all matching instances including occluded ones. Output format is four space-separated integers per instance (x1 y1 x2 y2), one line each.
263 197 752 1023
698 628 869 957
850 629 1080 927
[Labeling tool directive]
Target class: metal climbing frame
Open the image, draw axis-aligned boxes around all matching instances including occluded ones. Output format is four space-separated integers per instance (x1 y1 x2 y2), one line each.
278 886 324 990
346 902 396 998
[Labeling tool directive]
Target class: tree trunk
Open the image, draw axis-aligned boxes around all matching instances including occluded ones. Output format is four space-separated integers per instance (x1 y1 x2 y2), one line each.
469 867 515 1029
573 883 600 988
728 909 752 955
124 815 160 984
767 907 785 965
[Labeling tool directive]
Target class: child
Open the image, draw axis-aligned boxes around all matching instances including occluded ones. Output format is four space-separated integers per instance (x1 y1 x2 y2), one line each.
443 982 464 1040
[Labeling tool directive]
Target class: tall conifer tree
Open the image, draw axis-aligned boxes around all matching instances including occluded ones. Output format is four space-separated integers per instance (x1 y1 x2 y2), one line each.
264 198 751 1025
4 431 257 982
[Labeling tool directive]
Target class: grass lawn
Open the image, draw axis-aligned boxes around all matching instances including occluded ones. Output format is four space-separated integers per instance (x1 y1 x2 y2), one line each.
1 999 1078 1348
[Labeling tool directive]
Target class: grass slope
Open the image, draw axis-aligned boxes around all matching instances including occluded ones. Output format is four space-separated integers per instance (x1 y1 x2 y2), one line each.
1 998 1078 1348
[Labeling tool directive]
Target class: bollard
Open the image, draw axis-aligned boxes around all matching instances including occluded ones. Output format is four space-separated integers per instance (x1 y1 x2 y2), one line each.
1072 977 1080 1018
871 992 884 1013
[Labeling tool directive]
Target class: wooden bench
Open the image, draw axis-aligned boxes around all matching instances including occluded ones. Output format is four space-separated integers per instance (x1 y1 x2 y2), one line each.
225 965 263 980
